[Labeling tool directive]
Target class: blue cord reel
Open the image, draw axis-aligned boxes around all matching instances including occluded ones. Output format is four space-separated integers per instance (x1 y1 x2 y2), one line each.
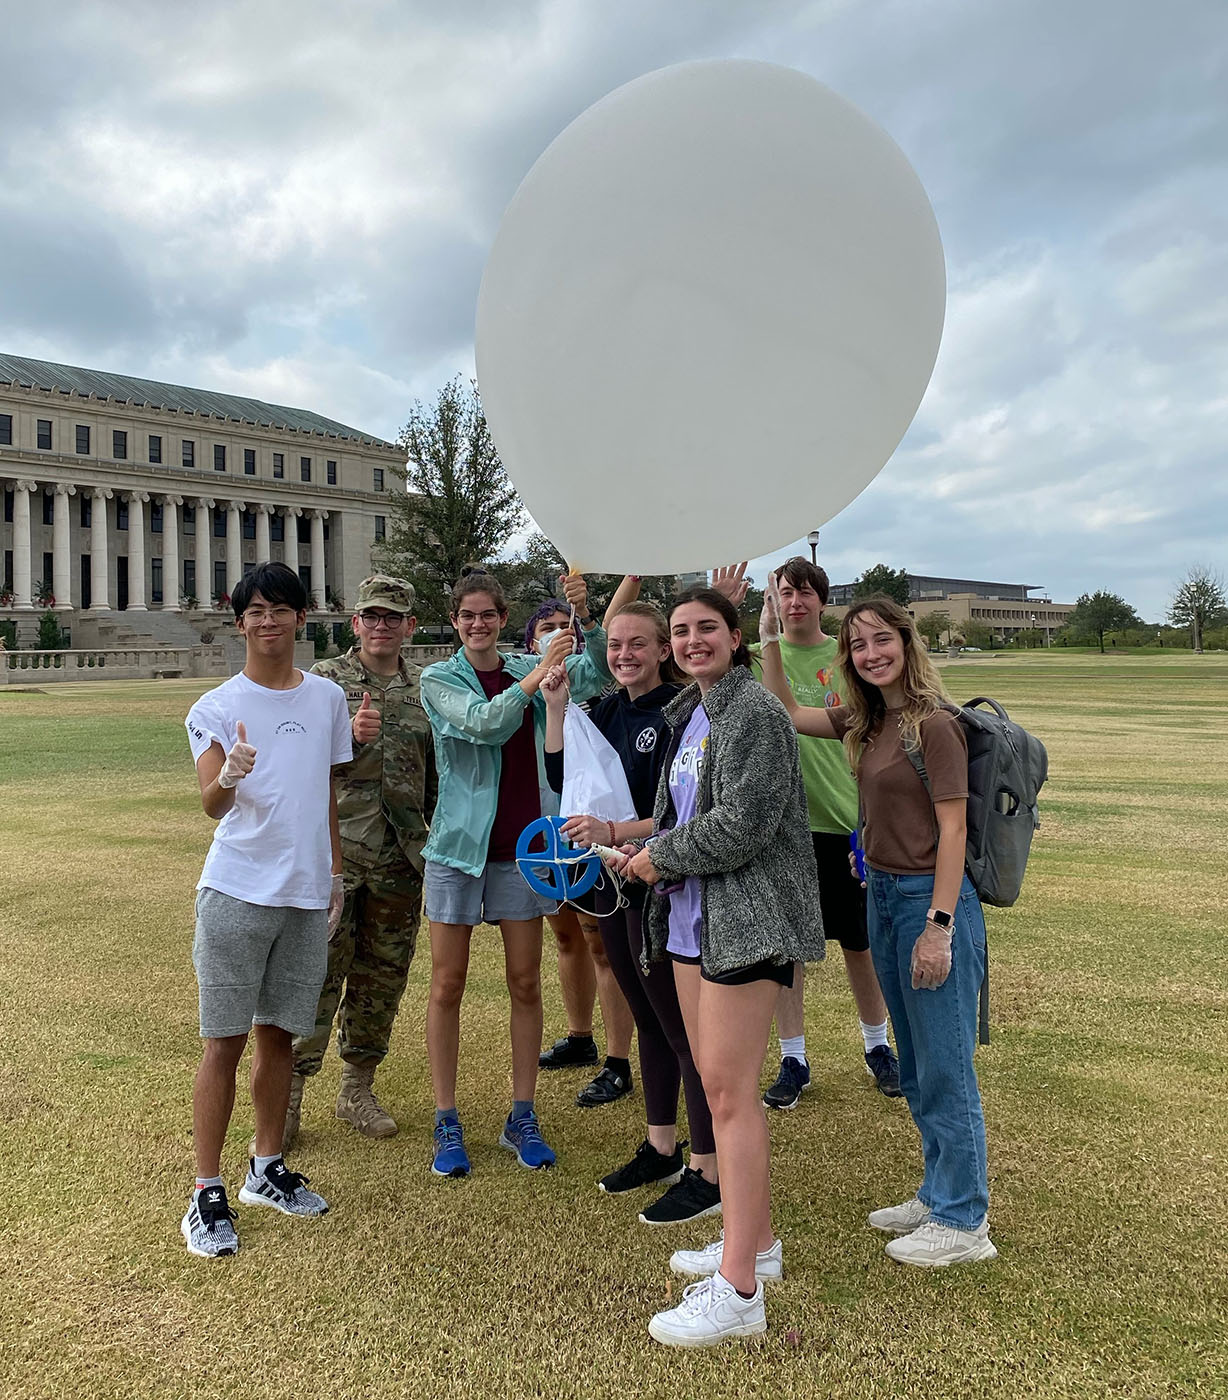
515 815 602 902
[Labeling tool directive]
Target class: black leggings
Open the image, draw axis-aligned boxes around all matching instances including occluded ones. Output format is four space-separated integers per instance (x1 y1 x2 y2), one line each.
598 901 715 1157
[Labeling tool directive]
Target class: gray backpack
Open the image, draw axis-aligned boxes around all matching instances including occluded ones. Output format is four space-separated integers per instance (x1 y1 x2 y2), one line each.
905 697 1048 1042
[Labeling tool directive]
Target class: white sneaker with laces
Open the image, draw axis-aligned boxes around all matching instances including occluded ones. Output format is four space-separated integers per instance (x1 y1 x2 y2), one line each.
867 1195 931 1235
885 1217 998 1268
648 1271 767 1347
669 1231 783 1281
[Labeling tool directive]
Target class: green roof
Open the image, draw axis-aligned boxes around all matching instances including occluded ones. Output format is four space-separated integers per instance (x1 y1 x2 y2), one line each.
0 352 394 447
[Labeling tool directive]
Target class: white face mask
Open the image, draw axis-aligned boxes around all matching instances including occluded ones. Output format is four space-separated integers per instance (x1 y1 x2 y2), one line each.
535 626 574 657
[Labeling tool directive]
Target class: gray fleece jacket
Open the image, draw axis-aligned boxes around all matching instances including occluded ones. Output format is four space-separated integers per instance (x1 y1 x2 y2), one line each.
644 665 825 976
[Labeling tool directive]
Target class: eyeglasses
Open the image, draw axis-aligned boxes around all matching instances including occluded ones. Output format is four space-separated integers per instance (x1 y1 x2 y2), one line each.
456 610 501 625
357 610 406 629
241 606 297 624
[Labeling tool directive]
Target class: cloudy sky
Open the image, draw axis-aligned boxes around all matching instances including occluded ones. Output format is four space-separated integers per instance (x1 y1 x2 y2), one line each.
2 0 1224 619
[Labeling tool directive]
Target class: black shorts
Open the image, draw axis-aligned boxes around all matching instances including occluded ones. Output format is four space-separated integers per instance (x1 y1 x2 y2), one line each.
813 831 869 953
670 952 795 988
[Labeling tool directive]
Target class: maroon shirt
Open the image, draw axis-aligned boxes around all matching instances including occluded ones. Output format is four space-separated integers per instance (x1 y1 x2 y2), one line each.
476 662 541 862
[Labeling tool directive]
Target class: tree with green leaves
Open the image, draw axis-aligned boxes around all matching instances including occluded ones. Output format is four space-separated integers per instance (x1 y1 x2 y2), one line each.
376 377 523 627
1067 590 1142 654
915 610 953 649
1168 567 1227 654
853 563 911 607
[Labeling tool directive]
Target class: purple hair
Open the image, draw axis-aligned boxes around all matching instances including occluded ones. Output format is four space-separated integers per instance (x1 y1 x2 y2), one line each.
523 598 586 654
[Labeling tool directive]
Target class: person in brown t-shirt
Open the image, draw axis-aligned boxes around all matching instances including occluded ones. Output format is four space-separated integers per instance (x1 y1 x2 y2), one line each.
759 588 997 1272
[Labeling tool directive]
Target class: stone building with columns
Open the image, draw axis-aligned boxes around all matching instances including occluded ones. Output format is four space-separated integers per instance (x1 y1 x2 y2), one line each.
0 353 403 646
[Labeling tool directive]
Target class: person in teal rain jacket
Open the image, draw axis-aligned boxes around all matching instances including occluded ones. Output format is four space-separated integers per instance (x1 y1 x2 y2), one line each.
420 566 611 1178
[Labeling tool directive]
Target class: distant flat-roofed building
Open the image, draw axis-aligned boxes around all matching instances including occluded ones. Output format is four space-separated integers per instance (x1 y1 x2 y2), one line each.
0 353 401 622
826 573 1075 644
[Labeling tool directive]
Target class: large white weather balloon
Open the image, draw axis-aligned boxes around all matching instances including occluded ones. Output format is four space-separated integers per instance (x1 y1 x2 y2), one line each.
476 60 945 575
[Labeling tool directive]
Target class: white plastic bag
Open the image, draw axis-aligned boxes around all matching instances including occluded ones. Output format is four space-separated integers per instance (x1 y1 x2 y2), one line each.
560 703 638 824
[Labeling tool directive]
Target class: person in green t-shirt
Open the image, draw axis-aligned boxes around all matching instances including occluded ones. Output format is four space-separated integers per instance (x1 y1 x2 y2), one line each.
733 557 901 1107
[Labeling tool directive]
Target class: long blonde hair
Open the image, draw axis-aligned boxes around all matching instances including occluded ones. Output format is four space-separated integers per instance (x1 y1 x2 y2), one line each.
834 595 950 774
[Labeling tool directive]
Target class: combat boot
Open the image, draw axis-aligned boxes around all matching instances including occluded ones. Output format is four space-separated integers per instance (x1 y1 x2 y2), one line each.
336 1063 397 1139
247 1072 306 1158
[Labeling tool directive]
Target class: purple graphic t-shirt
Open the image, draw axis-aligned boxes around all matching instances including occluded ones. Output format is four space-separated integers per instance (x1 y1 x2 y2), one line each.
665 704 710 958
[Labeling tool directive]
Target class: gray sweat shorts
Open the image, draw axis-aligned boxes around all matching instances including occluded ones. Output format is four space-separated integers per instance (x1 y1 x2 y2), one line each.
193 887 328 1039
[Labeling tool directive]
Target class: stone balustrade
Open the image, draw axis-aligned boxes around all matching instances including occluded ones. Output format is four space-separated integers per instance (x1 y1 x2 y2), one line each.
1 645 226 684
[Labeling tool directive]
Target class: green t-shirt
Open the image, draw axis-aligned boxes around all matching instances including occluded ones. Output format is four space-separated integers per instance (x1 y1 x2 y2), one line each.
751 638 858 834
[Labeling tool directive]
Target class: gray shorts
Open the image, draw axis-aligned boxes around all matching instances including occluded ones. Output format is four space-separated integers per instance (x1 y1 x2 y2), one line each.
424 859 555 926
193 887 328 1039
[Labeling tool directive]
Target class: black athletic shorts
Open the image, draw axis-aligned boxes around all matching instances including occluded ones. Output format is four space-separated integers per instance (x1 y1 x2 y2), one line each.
812 831 869 953
670 952 795 988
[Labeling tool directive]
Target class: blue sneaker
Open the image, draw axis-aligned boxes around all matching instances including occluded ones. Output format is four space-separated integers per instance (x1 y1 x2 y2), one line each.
431 1118 471 1178
499 1111 556 1170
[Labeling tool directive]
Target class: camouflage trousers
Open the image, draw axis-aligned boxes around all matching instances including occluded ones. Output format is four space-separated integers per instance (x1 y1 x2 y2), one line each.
292 850 424 1076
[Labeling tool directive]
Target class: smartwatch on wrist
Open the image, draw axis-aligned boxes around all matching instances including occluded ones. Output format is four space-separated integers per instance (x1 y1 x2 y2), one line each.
926 907 953 931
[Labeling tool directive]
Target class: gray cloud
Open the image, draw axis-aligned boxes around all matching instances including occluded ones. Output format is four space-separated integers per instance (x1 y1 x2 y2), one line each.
0 0 1224 617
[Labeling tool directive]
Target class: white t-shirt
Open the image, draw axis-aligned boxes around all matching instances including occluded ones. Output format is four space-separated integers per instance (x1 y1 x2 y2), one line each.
186 670 353 908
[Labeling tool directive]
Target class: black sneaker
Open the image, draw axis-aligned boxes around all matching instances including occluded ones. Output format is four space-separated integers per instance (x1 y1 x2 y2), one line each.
865 1044 903 1097
576 1065 634 1108
599 1139 685 1194
638 1166 722 1226
539 1034 599 1070
763 1056 811 1110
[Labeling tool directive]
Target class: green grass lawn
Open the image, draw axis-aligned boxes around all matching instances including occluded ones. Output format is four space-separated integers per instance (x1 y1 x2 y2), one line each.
2 657 1226 1399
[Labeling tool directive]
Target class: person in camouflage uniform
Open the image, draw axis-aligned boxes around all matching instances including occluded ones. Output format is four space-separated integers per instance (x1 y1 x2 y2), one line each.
286 575 437 1146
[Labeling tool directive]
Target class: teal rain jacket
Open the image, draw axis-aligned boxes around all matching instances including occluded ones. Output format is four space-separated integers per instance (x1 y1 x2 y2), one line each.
420 627 612 876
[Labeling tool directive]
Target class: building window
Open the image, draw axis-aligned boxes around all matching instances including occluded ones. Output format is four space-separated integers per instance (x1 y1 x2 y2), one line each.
43 551 53 586
151 558 163 603
297 516 310 544
242 511 256 540
4 489 11 522
149 434 162 464
213 509 227 538
76 425 91 455
270 513 285 542
373 468 385 492
0 413 11 445
326 459 337 485
214 444 226 472
300 456 312 482
244 448 256 475
37 420 52 450
81 555 91 609
374 514 386 541
182 440 195 468
43 493 54 525
184 559 196 599
214 560 227 599
272 452 284 479
117 500 129 531
150 502 163 534
80 496 92 528
182 503 195 535
113 430 128 460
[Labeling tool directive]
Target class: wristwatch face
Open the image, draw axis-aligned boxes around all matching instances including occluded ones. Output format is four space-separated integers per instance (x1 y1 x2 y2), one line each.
929 909 953 929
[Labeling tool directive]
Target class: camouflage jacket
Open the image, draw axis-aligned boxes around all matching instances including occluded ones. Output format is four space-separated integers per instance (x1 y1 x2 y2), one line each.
311 648 437 872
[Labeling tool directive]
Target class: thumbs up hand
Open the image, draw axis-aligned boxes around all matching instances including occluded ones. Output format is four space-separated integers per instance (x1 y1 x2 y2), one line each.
352 691 382 744
218 721 258 788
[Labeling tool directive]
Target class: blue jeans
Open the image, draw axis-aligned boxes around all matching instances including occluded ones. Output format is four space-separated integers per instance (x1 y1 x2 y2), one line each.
866 869 989 1229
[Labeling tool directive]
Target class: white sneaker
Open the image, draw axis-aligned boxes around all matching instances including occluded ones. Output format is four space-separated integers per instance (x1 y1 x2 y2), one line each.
648 1271 767 1347
669 1231 783 1281
885 1218 998 1268
867 1195 931 1235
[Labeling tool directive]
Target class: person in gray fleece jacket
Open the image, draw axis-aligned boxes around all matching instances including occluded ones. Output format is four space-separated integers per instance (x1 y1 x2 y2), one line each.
618 586 823 1349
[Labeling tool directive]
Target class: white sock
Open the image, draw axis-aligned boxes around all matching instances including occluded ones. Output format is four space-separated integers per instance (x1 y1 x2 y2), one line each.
859 1019 889 1053
253 1152 281 1176
779 1035 807 1066
193 1175 223 1200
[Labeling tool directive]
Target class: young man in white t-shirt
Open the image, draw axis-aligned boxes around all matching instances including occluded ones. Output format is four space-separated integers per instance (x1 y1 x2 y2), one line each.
182 562 352 1258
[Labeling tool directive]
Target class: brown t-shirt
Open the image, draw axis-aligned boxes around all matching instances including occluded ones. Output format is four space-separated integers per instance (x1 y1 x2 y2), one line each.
476 663 541 862
830 707 968 874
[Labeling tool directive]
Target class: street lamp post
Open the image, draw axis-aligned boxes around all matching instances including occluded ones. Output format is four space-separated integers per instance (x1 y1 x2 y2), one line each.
1030 613 1036 649
806 529 821 564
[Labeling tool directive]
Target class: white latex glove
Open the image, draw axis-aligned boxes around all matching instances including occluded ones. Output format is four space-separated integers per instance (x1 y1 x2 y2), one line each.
910 924 953 990
327 874 346 936
217 722 257 788
759 575 783 647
